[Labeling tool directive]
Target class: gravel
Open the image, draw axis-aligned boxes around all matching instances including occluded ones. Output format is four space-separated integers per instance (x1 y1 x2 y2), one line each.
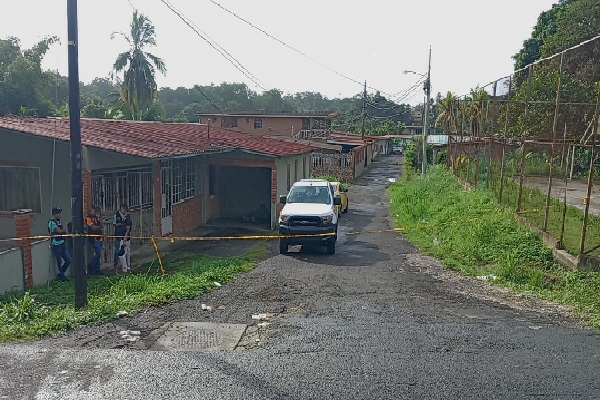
1 155 599 400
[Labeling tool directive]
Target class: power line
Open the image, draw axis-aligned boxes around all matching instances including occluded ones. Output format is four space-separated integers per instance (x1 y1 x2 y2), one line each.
158 0 300 113
207 0 396 98
194 85 224 114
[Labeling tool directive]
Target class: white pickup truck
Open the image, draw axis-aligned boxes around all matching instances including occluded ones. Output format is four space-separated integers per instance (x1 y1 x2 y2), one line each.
278 179 341 255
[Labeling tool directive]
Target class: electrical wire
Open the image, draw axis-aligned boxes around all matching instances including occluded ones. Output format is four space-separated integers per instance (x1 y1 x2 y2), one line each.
206 0 399 98
157 0 303 113
194 86 224 114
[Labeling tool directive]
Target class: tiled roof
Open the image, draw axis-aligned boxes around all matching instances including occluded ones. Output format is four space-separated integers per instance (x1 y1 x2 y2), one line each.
0 117 316 158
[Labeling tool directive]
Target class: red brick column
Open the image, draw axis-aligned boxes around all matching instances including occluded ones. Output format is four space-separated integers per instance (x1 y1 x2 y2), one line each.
153 161 162 236
14 212 33 288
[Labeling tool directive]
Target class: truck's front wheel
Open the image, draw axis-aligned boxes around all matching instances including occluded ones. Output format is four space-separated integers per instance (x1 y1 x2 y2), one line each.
326 237 336 255
279 238 288 254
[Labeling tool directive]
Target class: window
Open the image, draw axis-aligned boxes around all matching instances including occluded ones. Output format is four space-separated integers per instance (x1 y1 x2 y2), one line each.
172 161 183 204
222 116 237 128
254 118 263 129
184 158 195 199
0 166 42 213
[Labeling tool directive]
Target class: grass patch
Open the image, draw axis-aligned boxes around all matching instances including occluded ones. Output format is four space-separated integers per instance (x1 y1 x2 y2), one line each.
0 252 254 342
389 165 600 329
243 242 270 261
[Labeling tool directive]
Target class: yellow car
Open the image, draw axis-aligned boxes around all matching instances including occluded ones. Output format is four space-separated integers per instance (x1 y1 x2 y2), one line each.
331 182 349 216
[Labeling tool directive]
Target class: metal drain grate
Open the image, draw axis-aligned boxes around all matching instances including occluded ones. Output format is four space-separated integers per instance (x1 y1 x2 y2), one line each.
150 322 247 351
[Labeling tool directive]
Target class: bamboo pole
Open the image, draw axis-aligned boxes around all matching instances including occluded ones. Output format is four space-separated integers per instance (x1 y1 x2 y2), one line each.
517 66 533 213
579 82 600 256
543 53 565 232
499 78 512 202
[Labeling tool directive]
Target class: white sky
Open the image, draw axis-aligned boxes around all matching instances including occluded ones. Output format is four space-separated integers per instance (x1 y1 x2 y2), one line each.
0 0 557 105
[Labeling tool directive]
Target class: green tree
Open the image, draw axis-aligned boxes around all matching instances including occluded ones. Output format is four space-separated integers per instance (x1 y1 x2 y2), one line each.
435 91 458 134
112 11 166 120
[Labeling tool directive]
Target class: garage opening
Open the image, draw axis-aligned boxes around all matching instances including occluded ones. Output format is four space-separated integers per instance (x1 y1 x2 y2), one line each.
216 166 271 228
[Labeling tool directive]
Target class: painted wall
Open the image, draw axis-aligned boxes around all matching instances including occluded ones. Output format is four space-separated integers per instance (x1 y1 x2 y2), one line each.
31 239 55 286
0 130 71 238
0 247 24 294
86 147 150 171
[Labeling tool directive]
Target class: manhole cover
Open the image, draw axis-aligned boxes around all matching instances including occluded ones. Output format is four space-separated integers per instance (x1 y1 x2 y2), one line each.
150 322 247 351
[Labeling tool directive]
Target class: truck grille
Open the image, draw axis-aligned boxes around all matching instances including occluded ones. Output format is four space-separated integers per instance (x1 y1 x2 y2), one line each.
289 216 321 227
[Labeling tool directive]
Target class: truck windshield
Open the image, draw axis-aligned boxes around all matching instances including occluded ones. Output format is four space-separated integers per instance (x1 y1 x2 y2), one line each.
287 186 331 204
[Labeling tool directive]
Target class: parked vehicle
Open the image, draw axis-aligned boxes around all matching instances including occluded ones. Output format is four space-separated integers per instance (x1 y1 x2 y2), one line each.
330 182 349 215
279 180 341 255
392 145 404 154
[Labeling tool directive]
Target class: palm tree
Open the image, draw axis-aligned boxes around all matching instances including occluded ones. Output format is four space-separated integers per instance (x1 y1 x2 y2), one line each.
435 91 458 134
112 11 166 120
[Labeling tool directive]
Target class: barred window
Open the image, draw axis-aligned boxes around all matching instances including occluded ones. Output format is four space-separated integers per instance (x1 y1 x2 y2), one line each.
184 158 195 199
172 161 183 204
0 166 41 213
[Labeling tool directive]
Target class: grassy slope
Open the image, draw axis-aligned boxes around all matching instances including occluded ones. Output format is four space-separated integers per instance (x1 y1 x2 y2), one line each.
389 166 600 329
0 250 259 342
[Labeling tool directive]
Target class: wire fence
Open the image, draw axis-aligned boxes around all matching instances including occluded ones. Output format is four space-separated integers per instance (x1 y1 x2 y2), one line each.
444 36 600 265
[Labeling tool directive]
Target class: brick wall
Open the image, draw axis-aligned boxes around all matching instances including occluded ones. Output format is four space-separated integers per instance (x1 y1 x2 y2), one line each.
14 212 33 288
172 196 203 236
153 161 162 236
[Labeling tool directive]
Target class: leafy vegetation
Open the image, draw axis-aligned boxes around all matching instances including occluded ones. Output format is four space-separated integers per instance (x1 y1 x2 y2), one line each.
0 252 254 342
388 166 600 329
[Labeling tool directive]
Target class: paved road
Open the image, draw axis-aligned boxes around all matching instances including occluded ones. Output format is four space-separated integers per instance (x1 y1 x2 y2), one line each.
1 155 599 399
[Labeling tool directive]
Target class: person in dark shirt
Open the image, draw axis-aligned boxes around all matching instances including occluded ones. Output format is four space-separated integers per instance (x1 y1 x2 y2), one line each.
113 204 132 273
85 206 103 275
48 206 70 281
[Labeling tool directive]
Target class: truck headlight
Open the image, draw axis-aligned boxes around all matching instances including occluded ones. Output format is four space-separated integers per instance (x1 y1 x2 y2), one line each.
321 213 334 224
279 215 290 224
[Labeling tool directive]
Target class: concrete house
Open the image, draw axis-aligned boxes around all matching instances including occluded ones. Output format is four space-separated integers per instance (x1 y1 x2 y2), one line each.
0 117 315 293
197 111 338 140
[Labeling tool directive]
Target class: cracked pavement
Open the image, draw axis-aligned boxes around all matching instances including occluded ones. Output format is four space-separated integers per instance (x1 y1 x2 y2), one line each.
1 155 599 399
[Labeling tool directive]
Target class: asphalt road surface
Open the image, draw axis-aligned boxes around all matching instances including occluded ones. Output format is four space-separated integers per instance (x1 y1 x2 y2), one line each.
1 155 599 400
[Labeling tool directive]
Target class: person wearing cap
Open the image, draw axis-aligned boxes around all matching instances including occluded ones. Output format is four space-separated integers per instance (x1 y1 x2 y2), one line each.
85 206 103 276
113 204 132 273
48 207 71 281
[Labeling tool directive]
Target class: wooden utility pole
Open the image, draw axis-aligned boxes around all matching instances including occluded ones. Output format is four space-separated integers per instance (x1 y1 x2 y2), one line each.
67 0 87 309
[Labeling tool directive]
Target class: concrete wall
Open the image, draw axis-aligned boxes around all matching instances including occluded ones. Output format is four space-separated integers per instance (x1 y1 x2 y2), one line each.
274 153 311 198
0 247 24 294
86 147 150 171
31 239 55 286
0 129 71 238
200 116 306 137
0 216 16 244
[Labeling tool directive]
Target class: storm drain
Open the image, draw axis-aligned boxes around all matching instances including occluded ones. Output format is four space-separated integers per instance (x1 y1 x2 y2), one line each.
149 322 247 351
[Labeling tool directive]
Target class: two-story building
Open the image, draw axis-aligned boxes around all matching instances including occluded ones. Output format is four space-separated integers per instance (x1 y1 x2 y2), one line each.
197 111 338 140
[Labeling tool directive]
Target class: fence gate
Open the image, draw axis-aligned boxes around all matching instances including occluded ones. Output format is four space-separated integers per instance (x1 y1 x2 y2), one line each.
91 168 154 266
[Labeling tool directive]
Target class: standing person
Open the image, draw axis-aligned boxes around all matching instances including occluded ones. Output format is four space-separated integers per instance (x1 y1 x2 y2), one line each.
113 204 132 273
48 206 71 281
85 206 103 275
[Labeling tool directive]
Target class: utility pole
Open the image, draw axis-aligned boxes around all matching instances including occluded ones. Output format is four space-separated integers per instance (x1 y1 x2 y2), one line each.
422 46 432 175
361 80 367 140
67 0 87 309
361 81 368 167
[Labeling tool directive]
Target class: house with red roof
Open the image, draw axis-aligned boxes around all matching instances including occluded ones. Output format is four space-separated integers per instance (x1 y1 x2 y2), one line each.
0 117 315 290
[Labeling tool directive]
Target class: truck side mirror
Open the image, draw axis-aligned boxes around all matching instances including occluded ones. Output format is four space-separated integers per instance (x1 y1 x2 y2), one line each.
279 195 287 204
334 197 342 206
